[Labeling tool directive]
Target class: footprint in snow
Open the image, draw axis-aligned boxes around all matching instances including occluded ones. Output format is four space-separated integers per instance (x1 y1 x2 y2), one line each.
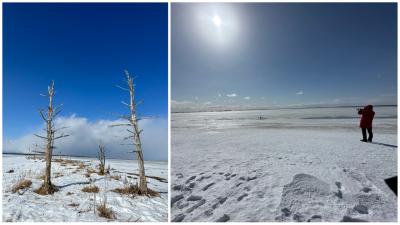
188 182 195 189
172 214 185 222
171 194 184 206
237 193 248 201
204 209 213 216
186 199 206 213
196 175 212 182
212 196 228 209
172 184 182 191
361 187 371 193
334 182 343 199
335 181 342 189
176 201 189 209
292 212 306 222
353 204 369 214
247 176 257 181
341 216 368 222
187 195 202 201
202 183 215 191
185 176 196 184
307 215 322 222
216 214 230 222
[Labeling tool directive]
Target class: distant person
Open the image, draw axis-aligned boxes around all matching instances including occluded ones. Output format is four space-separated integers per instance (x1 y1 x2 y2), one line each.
358 105 375 142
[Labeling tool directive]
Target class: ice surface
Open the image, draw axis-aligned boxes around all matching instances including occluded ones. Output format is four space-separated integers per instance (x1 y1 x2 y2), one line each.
3 155 167 222
171 106 397 222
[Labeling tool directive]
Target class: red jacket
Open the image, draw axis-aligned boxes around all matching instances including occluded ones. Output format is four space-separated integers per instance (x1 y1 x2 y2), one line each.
359 105 375 129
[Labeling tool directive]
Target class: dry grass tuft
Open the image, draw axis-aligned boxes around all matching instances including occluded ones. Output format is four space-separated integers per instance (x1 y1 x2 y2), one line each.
112 184 159 197
78 163 86 169
66 192 74 195
11 179 32 193
54 172 64 178
53 158 79 164
85 168 96 178
68 203 79 207
34 183 59 195
110 175 121 181
97 171 105 176
97 202 116 220
37 174 45 180
82 185 99 193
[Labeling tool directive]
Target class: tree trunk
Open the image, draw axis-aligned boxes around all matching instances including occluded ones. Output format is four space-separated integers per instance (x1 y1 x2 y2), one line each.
44 143 52 189
133 123 147 193
35 81 67 195
126 70 148 194
44 84 54 193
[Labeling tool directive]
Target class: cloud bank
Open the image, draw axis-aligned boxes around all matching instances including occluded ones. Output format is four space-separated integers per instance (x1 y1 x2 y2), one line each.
4 115 168 161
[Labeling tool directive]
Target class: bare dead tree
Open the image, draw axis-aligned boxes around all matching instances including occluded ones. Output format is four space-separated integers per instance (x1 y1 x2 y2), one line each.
98 142 106 175
34 81 69 194
111 70 148 194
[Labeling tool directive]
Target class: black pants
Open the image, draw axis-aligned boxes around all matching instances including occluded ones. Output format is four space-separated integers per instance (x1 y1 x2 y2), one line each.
362 128 373 142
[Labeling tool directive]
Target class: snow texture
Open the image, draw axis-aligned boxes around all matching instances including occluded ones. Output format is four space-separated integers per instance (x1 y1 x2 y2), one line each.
171 106 397 222
3 155 167 222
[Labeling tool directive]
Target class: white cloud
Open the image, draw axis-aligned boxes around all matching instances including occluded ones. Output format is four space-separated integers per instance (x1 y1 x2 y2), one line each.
218 93 222 97
3 115 167 161
226 93 237 97
243 96 251 100
296 90 303 95
171 100 193 106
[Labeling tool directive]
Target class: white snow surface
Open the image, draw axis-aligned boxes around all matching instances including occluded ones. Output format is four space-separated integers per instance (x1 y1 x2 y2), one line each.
3 155 168 222
171 106 397 222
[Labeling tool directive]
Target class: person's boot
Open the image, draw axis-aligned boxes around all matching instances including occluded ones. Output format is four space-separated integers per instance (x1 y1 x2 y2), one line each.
360 139 367 142
367 139 372 142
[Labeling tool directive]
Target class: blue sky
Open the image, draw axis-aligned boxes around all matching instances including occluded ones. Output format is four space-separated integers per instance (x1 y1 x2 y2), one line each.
171 3 397 109
3 3 168 160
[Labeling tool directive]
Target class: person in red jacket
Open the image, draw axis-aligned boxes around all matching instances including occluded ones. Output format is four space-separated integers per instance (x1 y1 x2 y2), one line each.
358 105 375 142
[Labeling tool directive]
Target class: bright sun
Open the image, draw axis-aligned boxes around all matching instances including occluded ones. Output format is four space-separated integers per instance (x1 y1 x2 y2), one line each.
212 15 222 27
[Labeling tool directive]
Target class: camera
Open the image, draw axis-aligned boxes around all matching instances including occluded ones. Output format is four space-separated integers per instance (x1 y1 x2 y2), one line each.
357 108 363 114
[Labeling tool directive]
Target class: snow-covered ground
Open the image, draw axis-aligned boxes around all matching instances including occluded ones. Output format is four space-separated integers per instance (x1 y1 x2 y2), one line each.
3 155 168 222
171 106 397 222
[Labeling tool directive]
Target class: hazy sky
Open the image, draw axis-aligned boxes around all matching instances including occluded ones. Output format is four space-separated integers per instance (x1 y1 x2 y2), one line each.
4 3 168 160
172 3 397 109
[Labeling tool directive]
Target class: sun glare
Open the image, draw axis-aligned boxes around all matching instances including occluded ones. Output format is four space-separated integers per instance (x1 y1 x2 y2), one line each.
212 15 222 27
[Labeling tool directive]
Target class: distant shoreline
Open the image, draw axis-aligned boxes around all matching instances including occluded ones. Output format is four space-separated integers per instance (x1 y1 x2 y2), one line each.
2 152 167 163
172 104 397 114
